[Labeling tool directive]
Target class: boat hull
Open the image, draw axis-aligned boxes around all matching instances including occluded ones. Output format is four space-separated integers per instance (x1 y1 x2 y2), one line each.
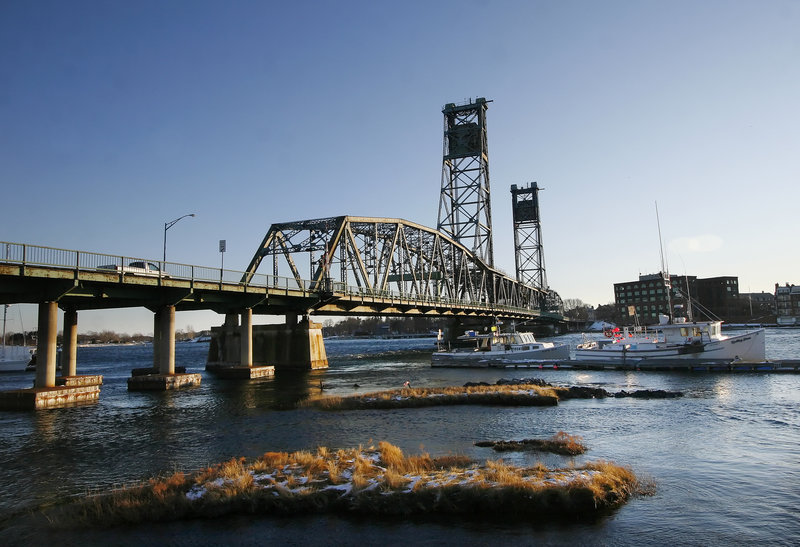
574 329 766 364
432 343 570 367
0 346 33 372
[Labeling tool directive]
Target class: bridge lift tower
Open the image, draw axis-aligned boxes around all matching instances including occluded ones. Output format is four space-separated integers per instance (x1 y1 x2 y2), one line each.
437 98 494 267
511 182 547 289
511 182 562 313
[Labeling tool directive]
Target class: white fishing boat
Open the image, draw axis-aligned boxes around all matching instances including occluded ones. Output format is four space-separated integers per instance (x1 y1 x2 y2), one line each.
575 202 766 367
574 315 766 365
1 305 33 372
432 327 570 366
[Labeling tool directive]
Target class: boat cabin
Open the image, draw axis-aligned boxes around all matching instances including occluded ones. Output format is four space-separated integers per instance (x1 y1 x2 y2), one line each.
459 330 540 352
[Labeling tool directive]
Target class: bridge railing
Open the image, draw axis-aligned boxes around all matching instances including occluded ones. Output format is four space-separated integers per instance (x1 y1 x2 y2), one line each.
1 241 547 316
0 241 315 292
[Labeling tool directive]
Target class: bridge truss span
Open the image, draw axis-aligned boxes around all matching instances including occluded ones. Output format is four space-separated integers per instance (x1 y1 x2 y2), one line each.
243 216 558 320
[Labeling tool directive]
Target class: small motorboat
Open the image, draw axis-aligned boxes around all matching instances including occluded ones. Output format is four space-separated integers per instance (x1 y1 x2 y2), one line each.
432 327 569 367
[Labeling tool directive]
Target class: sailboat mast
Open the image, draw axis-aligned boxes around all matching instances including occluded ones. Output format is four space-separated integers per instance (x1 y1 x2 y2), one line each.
655 202 673 323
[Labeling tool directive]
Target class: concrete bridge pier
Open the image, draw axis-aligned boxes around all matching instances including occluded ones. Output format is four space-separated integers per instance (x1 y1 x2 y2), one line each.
206 309 275 378
128 305 201 391
61 307 78 378
206 312 326 374
0 303 102 410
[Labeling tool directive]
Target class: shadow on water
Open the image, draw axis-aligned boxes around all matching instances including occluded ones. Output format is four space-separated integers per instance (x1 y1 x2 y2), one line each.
206 369 325 411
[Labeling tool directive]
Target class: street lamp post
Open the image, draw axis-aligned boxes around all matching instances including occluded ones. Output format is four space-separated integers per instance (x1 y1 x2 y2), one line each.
163 213 196 263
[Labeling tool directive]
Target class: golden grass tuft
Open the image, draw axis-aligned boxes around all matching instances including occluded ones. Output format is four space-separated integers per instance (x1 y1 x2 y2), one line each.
219 457 247 479
382 467 410 490
149 471 187 500
430 454 471 470
254 451 290 471
378 440 406 471
554 431 585 453
482 459 529 488
325 459 343 484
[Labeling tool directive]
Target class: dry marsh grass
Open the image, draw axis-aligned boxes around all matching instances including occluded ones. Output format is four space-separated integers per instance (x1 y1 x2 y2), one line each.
303 384 560 410
476 431 588 456
50 441 646 528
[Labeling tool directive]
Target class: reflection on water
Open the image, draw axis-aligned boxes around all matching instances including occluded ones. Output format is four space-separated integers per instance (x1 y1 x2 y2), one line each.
0 330 799 545
712 375 735 402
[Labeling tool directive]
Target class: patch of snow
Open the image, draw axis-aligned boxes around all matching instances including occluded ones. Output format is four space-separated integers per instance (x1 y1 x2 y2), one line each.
323 483 353 495
185 485 207 501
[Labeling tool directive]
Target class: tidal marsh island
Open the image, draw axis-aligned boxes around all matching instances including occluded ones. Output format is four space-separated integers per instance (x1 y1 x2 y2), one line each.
301 378 683 410
52 441 646 528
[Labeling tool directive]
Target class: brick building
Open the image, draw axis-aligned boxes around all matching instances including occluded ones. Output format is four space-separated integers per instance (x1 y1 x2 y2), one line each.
614 273 742 324
775 283 800 326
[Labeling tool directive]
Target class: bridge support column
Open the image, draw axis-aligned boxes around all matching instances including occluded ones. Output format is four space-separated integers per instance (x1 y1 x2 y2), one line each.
35 301 58 388
158 305 176 375
240 308 253 367
128 305 201 391
61 307 78 377
152 308 162 370
224 313 239 363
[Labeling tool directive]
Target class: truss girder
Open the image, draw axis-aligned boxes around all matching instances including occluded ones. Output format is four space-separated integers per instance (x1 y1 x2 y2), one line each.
243 216 548 314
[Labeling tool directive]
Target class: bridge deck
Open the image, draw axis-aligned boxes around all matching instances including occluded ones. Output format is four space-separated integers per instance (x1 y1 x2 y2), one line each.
0 241 560 321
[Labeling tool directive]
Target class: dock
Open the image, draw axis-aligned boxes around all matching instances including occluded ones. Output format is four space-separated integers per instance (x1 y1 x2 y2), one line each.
499 359 800 372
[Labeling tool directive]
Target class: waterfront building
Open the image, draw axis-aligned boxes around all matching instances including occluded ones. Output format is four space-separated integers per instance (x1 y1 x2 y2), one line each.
775 283 800 326
695 276 739 319
614 273 744 325
738 291 775 322
613 273 696 325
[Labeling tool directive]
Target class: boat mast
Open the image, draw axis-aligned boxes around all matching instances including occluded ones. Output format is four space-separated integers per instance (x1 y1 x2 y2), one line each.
684 276 694 321
655 202 673 323
2 304 6 350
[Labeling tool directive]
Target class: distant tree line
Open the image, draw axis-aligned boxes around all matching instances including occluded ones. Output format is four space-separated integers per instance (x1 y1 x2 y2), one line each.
2 328 209 345
322 316 447 337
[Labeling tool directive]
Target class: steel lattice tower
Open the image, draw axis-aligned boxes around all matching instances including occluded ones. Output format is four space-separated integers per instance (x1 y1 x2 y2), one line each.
511 182 547 290
437 98 494 267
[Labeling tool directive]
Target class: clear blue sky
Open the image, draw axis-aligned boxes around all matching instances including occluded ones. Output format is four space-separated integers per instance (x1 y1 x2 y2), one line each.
2 0 798 335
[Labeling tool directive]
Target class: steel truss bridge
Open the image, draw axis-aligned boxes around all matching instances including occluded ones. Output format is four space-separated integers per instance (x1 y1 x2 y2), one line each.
0 217 562 323
243 216 561 322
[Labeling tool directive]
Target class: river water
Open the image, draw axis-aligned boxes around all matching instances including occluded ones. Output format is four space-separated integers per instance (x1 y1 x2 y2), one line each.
1 328 799 545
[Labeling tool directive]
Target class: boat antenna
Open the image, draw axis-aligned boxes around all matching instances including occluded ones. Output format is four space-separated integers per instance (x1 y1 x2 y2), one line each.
655 202 673 323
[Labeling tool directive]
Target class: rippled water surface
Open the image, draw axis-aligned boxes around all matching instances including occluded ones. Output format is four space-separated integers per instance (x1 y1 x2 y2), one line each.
1 329 800 545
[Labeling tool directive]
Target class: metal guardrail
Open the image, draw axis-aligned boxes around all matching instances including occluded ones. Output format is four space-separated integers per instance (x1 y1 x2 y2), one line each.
0 241 550 317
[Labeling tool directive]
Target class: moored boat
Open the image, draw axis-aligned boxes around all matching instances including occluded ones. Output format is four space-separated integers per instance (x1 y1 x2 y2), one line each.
432 328 570 367
0 344 33 372
1 304 33 372
575 316 766 365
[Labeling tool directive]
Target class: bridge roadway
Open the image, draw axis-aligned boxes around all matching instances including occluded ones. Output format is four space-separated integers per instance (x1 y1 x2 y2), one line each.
0 240 560 408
